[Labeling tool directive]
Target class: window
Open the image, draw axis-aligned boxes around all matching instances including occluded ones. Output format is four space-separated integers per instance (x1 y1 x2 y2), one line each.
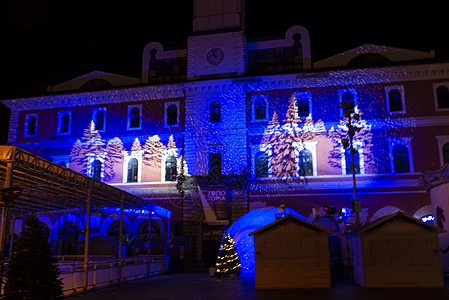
345 148 360 175
340 140 364 175
92 108 106 132
107 221 128 241
393 145 410 173
435 136 449 166
443 143 449 164
127 104 142 130
298 149 313 176
255 151 269 178
342 92 355 114
210 101 220 122
164 101 180 127
91 159 102 180
251 145 272 178
388 89 402 112
165 156 177 181
61 114 69 132
386 137 414 173
51 155 70 168
297 96 309 117
24 113 38 137
255 99 266 120
293 141 318 177
251 95 269 122
385 86 405 114
167 105 177 125
436 85 449 109
138 220 160 237
57 110 72 135
123 150 143 183
127 158 138 182
339 89 358 117
294 92 312 119
130 108 140 127
87 153 105 181
209 153 221 179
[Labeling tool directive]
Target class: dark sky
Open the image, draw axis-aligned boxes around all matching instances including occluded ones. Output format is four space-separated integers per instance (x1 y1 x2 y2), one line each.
1 0 448 100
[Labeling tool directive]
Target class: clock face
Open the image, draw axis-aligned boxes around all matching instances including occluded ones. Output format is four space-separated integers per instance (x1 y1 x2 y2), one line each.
206 48 224 65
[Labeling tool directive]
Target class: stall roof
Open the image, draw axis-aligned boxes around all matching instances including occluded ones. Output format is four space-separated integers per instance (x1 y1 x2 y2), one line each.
0 146 147 215
349 212 445 235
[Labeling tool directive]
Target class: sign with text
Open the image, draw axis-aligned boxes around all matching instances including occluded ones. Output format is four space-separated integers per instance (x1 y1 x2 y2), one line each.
205 190 227 202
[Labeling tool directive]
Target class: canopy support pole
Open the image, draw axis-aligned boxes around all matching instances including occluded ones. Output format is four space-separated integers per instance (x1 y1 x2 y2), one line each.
0 151 15 293
117 193 125 285
147 204 152 277
82 178 93 294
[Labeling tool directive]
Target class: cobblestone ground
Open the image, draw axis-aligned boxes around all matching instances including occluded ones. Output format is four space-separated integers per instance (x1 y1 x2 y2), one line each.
70 269 449 300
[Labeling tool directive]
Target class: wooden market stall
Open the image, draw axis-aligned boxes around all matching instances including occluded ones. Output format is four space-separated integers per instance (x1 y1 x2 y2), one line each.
349 212 445 288
249 214 332 289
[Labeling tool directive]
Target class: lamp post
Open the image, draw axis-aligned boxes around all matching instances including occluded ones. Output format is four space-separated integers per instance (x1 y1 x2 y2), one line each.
339 101 361 226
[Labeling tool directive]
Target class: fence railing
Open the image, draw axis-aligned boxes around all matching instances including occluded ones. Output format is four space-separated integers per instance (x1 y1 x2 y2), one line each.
58 255 166 297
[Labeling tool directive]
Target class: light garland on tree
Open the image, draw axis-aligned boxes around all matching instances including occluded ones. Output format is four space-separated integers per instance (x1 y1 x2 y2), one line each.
214 233 241 278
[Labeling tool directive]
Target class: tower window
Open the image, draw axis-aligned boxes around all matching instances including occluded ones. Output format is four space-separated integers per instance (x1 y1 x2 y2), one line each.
167 104 178 125
210 101 220 122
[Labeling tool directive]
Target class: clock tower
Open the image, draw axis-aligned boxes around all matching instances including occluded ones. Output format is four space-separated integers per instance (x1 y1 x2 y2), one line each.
187 0 247 78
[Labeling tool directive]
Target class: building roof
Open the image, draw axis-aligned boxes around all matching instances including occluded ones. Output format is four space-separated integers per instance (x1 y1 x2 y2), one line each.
349 211 445 235
314 44 435 69
249 214 333 236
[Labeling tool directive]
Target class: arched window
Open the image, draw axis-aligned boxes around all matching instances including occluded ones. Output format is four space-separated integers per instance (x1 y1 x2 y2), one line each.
58 161 66 167
254 98 266 120
92 159 102 180
342 92 355 114
94 110 104 131
437 86 449 109
255 151 268 178
210 101 220 122
297 96 309 117
393 145 410 173
442 143 449 164
26 116 36 136
345 148 360 175
60 113 70 133
388 89 402 112
107 221 128 241
59 222 78 255
167 104 178 125
130 107 140 128
165 156 177 181
138 220 160 237
127 158 138 183
298 149 313 176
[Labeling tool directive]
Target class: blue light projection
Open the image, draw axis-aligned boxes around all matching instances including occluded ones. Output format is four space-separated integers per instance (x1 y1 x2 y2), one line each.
225 207 311 277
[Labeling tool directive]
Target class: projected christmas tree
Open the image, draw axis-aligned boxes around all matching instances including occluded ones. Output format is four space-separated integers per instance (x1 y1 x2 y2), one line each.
214 233 241 278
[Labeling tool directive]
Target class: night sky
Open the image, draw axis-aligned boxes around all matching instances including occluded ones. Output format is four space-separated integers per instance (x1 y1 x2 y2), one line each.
0 0 448 142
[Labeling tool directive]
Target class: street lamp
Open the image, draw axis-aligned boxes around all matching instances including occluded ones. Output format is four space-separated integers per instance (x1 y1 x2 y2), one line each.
339 101 361 226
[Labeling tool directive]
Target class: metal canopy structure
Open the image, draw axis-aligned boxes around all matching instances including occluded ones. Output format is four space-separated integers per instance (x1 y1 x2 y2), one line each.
0 146 146 214
0 146 169 293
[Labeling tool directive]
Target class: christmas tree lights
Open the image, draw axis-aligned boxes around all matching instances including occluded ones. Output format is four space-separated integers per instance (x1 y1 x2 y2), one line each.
214 233 241 279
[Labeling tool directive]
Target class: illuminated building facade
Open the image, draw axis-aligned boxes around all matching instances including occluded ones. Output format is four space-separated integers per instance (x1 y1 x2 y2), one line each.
2 0 449 266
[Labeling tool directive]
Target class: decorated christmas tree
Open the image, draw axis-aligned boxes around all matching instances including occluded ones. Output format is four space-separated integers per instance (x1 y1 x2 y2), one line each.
4 215 63 299
214 233 241 279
